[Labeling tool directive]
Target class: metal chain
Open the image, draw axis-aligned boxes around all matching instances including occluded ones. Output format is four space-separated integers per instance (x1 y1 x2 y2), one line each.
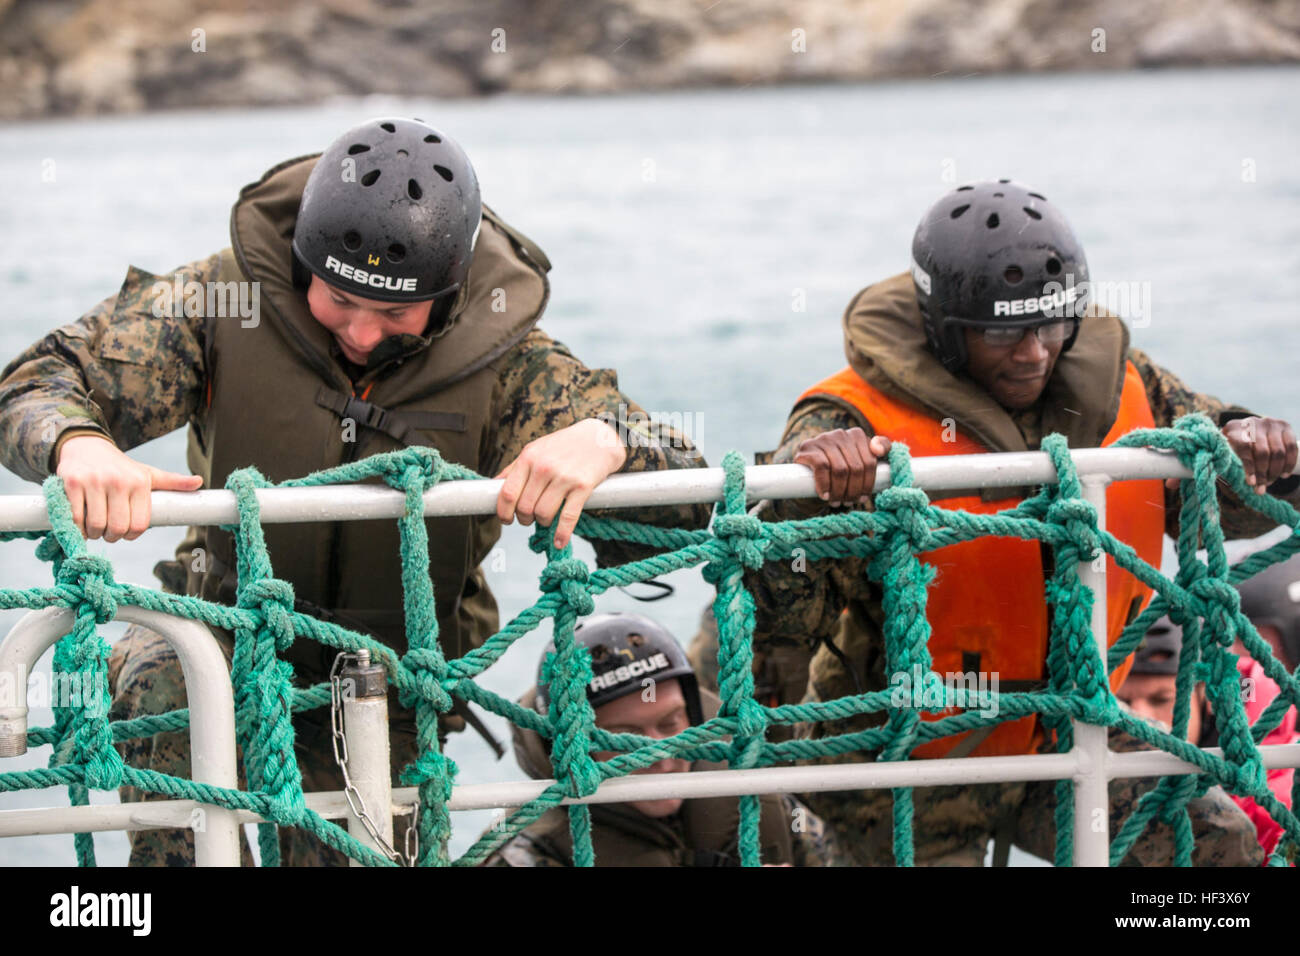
330 651 419 866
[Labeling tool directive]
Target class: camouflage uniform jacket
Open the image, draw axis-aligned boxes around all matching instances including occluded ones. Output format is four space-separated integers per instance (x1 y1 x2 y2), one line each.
0 255 707 538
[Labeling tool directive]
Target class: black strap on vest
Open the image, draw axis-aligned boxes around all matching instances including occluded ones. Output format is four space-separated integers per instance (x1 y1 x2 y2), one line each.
315 385 467 447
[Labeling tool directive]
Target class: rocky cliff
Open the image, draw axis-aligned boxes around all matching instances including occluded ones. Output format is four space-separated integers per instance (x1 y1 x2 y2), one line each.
3 0 1299 121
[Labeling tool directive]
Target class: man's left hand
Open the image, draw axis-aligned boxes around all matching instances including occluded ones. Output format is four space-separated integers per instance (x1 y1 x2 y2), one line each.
495 418 627 548
1222 416 1298 495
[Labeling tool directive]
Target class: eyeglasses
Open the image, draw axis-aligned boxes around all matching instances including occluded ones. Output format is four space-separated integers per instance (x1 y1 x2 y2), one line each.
975 319 1077 349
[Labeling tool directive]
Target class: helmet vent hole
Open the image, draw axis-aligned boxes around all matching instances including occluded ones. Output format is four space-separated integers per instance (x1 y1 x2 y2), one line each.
407 178 423 200
1003 265 1024 284
379 122 396 133
343 231 362 251
628 633 646 647
956 185 974 191
1023 206 1042 220
591 645 609 663
950 204 970 219
986 212 1000 228
387 243 406 263
424 133 441 144
347 143 370 155
1046 257 1062 275
993 192 1004 198
361 170 381 187
396 149 409 159
998 178 1011 183
434 164 454 182
1028 192 1046 200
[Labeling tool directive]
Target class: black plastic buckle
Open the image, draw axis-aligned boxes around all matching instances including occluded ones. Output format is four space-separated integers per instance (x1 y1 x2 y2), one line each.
342 396 389 434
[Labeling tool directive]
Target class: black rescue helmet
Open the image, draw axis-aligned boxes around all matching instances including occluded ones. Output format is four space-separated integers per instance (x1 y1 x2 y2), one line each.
911 180 1089 372
1236 552 1300 669
1130 616 1183 676
535 613 704 726
292 117 482 304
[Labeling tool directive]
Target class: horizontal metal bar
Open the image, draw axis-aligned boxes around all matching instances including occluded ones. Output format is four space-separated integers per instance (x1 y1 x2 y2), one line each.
2 447 1288 533
5 743 1298 838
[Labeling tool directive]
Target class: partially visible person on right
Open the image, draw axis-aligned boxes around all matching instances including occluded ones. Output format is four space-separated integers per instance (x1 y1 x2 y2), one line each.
1119 563 1300 862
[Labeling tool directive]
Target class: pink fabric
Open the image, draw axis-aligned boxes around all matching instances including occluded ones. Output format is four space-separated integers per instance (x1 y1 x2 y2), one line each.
1228 656 1298 860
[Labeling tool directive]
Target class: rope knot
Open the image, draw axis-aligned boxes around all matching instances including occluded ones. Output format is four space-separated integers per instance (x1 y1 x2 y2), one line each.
58 553 118 624
713 512 767 569
540 557 595 615
1187 577 1241 640
734 696 767 741
79 735 125 791
400 647 453 711
399 747 458 797
239 577 296 651
1172 415 1236 474
1047 496 1100 560
732 730 765 770
874 486 932 550
381 446 442 491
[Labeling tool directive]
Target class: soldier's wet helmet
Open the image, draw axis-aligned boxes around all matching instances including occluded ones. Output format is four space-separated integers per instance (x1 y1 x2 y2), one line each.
1131 616 1183 675
535 613 704 726
292 117 481 303
911 180 1089 372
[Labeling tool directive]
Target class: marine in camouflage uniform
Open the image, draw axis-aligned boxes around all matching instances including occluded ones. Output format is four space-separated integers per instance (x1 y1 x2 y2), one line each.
0 152 712 866
735 274 1299 867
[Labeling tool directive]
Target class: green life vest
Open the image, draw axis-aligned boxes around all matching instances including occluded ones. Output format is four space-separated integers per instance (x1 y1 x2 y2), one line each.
169 154 550 678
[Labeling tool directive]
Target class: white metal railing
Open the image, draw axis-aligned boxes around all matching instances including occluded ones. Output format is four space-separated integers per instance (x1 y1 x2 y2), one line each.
1 447 1298 867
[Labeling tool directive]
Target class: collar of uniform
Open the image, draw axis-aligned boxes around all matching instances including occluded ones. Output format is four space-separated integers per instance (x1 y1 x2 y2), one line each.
230 158 548 404
842 272 1130 456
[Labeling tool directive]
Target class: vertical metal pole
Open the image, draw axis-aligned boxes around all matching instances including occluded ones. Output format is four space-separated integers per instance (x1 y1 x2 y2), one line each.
338 651 393 866
1072 476 1111 867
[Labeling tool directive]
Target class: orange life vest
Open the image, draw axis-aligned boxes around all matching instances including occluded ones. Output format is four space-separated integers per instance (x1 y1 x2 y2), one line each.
796 362 1166 757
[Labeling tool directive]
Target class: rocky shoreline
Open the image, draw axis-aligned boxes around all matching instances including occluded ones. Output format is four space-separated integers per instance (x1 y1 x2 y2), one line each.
3 0 1300 122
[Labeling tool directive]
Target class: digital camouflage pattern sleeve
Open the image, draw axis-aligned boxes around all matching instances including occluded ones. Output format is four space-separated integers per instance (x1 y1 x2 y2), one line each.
744 348 1300 651
0 255 216 484
743 399 876 650
486 328 714 565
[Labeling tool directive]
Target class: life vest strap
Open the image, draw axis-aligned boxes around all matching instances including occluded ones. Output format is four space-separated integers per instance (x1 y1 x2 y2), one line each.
314 385 467 447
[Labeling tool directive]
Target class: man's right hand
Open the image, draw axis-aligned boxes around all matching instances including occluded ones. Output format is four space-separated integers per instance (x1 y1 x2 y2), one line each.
56 435 203 542
792 428 892 506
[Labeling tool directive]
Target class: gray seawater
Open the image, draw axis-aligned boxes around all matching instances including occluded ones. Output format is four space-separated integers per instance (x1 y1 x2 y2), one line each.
1 67 1297 866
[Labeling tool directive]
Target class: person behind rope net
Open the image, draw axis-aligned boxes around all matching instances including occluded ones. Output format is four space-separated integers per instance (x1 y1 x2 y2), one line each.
1123 613 1294 858
742 179 1300 866
480 612 849 866
0 118 712 866
1120 559 1300 861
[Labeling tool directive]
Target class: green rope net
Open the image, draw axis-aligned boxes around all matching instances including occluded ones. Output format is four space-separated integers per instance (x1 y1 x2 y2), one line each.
2 414 1298 867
